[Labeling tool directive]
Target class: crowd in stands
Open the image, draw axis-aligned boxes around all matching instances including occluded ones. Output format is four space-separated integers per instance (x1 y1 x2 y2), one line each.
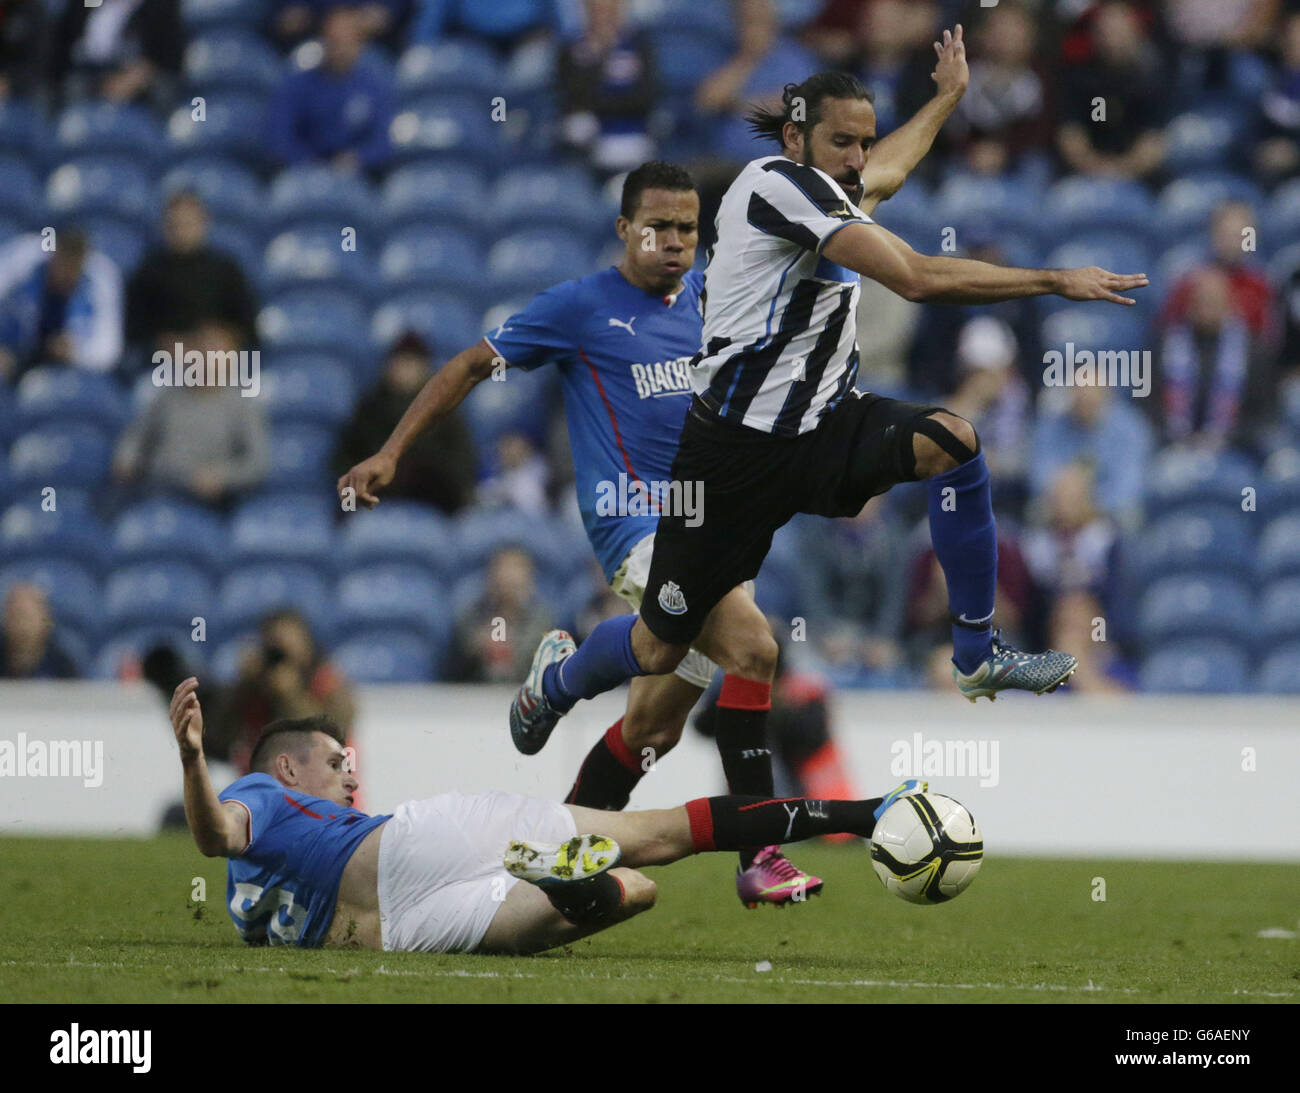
3 0 1300 702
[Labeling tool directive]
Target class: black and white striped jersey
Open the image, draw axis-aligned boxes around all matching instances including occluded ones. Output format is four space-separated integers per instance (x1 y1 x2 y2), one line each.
691 155 873 437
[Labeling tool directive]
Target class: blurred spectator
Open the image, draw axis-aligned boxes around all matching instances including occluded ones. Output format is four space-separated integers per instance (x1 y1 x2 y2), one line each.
1152 266 1276 451
0 0 48 103
803 0 872 67
1256 11 1300 185
849 0 937 139
205 608 356 774
558 0 657 175
1164 0 1276 93
945 2 1054 176
1057 0 1166 180
1022 462 1130 693
0 228 123 382
270 0 411 53
478 431 550 515
942 317 1032 489
1161 201 1278 346
410 0 561 52
0 583 78 680
451 545 552 682
49 0 183 112
334 331 478 515
112 321 270 509
1029 383 1153 532
125 191 258 361
266 4 395 176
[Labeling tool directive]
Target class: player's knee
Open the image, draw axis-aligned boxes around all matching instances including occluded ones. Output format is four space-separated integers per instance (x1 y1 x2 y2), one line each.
731 631 779 683
617 869 657 915
911 412 979 478
635 639 688 676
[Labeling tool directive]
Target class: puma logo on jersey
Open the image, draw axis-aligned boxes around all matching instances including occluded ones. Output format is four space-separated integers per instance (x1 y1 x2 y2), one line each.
608 316 637 336
657 580 687 615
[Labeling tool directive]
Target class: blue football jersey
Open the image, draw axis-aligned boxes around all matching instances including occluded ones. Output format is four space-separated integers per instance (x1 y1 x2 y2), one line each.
484 267 702 580
218 773 391 948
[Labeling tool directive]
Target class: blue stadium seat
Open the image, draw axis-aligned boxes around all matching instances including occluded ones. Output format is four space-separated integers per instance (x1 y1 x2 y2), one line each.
1153 173 1264 250
1163 106 1246 175
336 563 450 646
258 286 371 355
1257 514 1300 581
266 164 377 235
209 631 258 683
14 366 130 433
0 502 109 571
54 103 166 167
0 156 42 220
396 39 502 100
208 219 263 275
487 228 594 299
0 99 45 159
184 30 283 94
388 92 504 169
92 624 198 680
112 499 228 571
1038 307 1148 356
453 508 541 573
267 423 338 489
80 215 149 273
492 166 607 236
9 424 113 490
1135 573 1254 646
181 0 265 33
1041 177 1157 241
262 357 355 427
378 225 483 295
1124 508 1255 588
370 289 481 355
1044 233 1151 284
1144 446 1259 518
459 365 557 452
1152 240 1209 308
45 156 157 230
216 561 333 638
1255 641 1300 694
161 156 265 224
336 501 459 576
642 0 735 37
1139 638 1249 694
379 161 487 235
1265 179 1300 254
648 28 732 94
103 561 214 631
330 627 437 682
229 493 336 567
934 174 1044 236
1257 577 1300 648
167 92 267 164
262 225 376 298
1260 456 1300 518
0 559 102 638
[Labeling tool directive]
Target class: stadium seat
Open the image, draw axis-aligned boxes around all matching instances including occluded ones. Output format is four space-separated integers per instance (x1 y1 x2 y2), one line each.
1041 177 1156 241
45 156 157 230
379 161 487 235
1257 514 1300 581
459 365 557 452
78 215 149 273
208 219 263 276
492 166 607 236
1255 641 1300 694
209 630 258 684
14 367 130 433
0 155 42 220
1153 173 1264 251
1135 573 1254 646
370 289 481 355
0 502 109 572
181 0 265 33
111 499 228 571
1257 577 1300 648
1037 306 1148 356
1123 508 1255 589
258 286 372 356
453 508 541 573
647 28 733 95
103 561 215 631
396 39 502 101
228 493 336 568
53 103 166 168
184 31 284 95
161 156 265 224
336 501 459 577
9 424 113 491
644 0 736 37
91 624 198 680
266 164 377 236
378 225 484 295
1162 106 1246 175
167 92 267 165
1139 638 1249 694
336 564 450 647
0 99 45 159
262 225 376 298
330 627 437 682
487 228 595 299
934 174 1044 237
0 559 102 638
1152 240 1209 309
1143 446 1259 518
267 423 338 489
388 92 504 169
261 357 355 427
1260 452 1300 517
1044 234 1151 283
216 561 334 642
1264 179 1300 254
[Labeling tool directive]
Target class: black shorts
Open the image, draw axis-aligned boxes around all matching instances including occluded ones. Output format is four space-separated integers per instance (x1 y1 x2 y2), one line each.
640 392 946 646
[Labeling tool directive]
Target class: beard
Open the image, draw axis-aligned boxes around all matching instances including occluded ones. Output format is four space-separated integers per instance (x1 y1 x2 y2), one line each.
840 177 865 206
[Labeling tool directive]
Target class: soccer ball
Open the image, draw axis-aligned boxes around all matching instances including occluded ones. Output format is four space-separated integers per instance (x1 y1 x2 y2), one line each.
870 792 982 904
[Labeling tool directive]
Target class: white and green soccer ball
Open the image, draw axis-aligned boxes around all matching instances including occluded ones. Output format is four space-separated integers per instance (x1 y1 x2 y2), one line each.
870 792 983 904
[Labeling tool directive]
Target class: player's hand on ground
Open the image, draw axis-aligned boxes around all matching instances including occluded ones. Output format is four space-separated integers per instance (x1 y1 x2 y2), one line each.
1055 266 1149 305
931 24 968 98
170 677 205 761
337 451 396 510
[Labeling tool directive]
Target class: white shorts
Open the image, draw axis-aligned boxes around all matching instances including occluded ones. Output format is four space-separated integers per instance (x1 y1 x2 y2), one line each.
610 533 725 690
377 791 577 953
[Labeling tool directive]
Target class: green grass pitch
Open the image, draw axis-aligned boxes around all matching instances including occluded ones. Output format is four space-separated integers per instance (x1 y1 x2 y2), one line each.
2 835 1295 1004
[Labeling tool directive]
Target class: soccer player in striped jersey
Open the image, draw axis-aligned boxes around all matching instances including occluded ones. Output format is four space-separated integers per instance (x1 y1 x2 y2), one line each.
512 30 1149 741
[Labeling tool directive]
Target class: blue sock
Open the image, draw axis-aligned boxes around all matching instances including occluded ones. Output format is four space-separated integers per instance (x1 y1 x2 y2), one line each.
542 614 645 713
927 450 997 674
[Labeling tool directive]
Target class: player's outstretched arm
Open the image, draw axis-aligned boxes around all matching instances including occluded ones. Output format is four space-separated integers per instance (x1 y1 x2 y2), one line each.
858 24 967 214
822 221 1149 306
170 677 249 858
336 339 498 510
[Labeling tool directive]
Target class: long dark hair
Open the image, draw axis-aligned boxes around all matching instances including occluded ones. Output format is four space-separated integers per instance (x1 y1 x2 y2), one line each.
745 72 873 148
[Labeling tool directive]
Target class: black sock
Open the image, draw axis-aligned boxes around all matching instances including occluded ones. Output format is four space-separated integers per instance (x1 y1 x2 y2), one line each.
685 795 884 851
565 720 645 809
713 676 776 869
541 871 626 924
